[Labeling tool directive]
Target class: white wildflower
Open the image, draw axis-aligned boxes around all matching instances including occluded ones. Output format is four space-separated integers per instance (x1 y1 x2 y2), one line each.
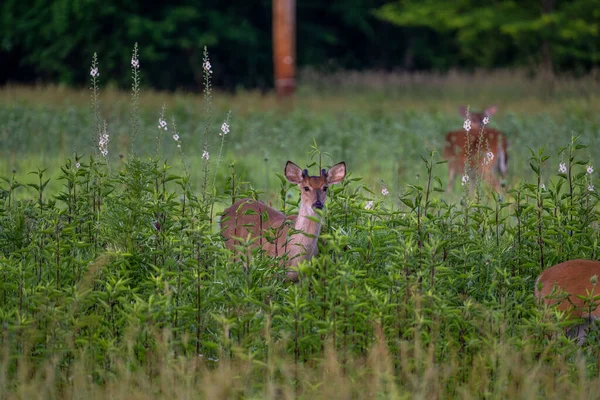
177 144 181 148
365 201 374 210
461 175 470 185
131 57 139 69
90 67 99 77
587 165 594 175
540 183 546 191
220 122 230 136
98 130 109 157
558 162 567 174
202 150 210 161
382 187 389 196
158 118 167 130
589 184 595 192
203 61 212 74
463 119 472 132
173 133 179 141
482 116 490 125
75 162 81 169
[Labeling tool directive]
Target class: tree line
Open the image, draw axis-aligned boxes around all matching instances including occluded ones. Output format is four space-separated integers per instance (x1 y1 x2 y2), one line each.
1 0 598 90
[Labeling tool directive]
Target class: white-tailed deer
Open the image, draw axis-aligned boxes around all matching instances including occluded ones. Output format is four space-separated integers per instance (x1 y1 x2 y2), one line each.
444 105 508 191
535 259 600 344
220 161 347 281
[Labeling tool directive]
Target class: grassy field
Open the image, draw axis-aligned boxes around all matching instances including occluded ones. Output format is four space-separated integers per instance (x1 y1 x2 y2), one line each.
2 69 599 197
1 69 600 398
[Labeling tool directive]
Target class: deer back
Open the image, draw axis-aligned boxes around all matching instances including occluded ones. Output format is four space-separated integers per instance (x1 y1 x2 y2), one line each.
535 259 600 319
221 199 297 259
444 128 508 174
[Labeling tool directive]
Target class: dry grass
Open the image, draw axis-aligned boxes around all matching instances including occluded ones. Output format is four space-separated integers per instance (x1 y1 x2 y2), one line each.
3 328 600 399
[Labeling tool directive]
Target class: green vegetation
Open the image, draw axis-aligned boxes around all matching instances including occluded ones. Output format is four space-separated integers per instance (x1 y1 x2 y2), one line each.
2 0 598 90
2 54 600 398
377 0 600 73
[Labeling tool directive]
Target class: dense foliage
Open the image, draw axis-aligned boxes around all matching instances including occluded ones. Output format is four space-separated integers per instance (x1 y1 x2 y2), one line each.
2 0 598 90
2 113 600 398
377 0 600 73
2 50 600 397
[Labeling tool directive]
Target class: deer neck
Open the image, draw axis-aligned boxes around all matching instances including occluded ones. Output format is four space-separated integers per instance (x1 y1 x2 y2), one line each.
287 202 322 265
495 138 507 176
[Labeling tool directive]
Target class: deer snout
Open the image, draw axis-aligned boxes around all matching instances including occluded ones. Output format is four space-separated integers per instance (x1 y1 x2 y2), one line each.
313 200 324 209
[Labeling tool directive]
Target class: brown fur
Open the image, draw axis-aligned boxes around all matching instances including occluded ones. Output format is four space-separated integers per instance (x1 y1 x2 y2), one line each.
220 199 298 260
444 106 509 191
535 259 600 318
220 161 346 281
535 259 600 344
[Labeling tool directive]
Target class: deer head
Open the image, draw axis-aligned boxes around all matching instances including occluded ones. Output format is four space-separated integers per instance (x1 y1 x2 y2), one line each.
459 105 498 130
284 161 346 211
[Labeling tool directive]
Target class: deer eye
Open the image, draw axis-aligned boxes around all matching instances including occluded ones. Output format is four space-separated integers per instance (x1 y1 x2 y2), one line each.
303 187 310 192
323 186 328 192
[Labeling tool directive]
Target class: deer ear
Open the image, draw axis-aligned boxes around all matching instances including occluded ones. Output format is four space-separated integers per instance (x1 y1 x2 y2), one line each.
458 106 468 118
485 105 498 116
326 162 346 185
285 161 303 184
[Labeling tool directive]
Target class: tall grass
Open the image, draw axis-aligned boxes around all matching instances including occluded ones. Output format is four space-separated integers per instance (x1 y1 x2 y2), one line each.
1 52 600 398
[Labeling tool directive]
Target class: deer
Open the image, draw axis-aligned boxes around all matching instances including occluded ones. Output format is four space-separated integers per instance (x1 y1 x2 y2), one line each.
535 259 600 345
443 105 508 192
220 160 347 281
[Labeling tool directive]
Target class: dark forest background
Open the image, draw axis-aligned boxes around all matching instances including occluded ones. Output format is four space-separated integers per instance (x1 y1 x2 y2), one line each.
1 0 598 91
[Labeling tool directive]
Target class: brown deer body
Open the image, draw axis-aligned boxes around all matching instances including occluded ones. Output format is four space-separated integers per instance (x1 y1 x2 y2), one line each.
535 259 600 344
444 106 508 191
220 161 346 281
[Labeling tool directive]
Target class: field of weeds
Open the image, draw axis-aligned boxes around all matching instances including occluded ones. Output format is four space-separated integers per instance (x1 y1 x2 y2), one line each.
2 54 600 398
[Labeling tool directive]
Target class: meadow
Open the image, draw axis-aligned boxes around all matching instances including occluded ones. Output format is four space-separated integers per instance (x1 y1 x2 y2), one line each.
1 58 600 398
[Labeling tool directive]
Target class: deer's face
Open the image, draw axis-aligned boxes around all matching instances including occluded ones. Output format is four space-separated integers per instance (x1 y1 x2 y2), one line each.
285 161 346 210
300 175 329 210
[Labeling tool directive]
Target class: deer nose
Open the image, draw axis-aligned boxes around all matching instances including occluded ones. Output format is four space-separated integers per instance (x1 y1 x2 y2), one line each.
313 201 323 209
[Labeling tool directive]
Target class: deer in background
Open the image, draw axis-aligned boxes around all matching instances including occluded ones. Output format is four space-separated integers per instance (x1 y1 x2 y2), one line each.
443 105 508 191
535 259 600 345
220 161 347 281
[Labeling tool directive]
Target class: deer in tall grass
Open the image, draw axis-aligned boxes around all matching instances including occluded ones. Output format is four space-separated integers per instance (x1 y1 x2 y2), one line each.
443 105 508 191
535 259 600 345
220 161 346 281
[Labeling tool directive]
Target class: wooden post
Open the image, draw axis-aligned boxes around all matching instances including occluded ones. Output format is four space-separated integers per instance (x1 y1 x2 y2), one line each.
273 0 296 97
